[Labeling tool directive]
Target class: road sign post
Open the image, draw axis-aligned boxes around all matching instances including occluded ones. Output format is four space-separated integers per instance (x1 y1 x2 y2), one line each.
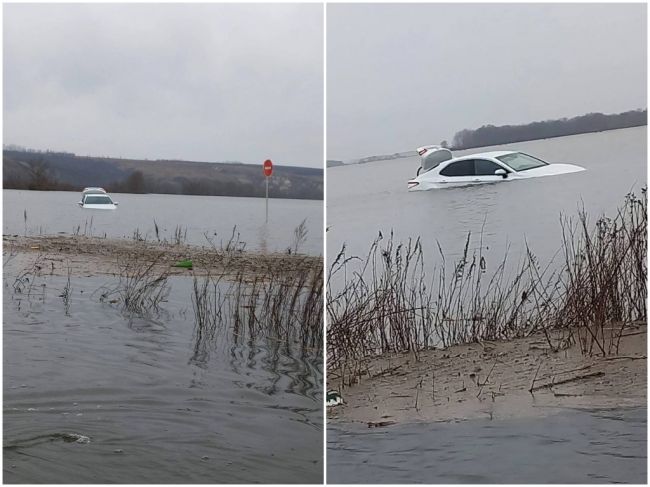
265 177 268 222
263 159 273 222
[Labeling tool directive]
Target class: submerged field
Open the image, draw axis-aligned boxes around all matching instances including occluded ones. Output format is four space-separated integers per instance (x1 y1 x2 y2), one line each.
3 236 323 483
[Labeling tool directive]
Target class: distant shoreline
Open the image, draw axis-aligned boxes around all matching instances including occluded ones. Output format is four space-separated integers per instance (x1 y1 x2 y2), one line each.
329 116 647 167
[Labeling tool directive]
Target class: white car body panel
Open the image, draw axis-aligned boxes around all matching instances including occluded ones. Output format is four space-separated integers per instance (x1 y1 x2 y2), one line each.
408 149 585 191
516 163 585 178
79 189 118 209
80 203 118 210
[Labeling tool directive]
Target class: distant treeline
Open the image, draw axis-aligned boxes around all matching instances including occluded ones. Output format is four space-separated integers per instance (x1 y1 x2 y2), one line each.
450 109 647 150
3 158 77 191
3 150 323 200
326 160 344 168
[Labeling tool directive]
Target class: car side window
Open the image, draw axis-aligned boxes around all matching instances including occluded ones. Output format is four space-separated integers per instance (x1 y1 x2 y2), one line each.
440 159 475 177
474 159 505 176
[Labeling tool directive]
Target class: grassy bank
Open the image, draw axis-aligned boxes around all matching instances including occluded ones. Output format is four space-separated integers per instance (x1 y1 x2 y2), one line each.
4 232 324 357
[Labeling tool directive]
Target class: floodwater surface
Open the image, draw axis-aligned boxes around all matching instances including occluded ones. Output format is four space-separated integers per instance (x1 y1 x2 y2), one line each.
328 407 647 484
3 192 323 255
328 127 647 266
3 265 323 483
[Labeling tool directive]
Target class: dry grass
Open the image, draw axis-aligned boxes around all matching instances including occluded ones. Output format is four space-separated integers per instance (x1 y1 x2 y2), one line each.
190 255 323 364
553 190 647 355
59 260 72 315
96 250 170 316
327 190 647 387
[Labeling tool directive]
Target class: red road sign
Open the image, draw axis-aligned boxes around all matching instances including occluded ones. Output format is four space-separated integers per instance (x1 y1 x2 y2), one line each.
263 159 273 177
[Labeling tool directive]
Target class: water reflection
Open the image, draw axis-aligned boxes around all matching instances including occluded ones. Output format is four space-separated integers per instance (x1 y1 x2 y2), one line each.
258 224 270 254
3 268 323 483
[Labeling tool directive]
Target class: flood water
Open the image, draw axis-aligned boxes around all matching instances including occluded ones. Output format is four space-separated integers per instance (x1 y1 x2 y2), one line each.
326 126 647 484
327 127 647 267
3 192 323 255
328 407 647 484
3 264 323 483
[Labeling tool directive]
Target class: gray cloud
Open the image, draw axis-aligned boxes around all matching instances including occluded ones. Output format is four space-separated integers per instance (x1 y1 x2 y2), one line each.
327 3 646 160
4 3 323 167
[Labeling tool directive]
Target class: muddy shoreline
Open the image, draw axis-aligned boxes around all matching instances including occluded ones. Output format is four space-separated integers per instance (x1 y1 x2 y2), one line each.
3 234 321 278
328 324 646 425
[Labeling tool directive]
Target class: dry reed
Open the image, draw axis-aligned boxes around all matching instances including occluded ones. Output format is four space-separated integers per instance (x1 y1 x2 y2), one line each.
97 250 170 315
327 190 647 387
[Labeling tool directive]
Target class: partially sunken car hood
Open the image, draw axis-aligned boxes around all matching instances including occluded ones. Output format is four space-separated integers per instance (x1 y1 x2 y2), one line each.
516 163 585 177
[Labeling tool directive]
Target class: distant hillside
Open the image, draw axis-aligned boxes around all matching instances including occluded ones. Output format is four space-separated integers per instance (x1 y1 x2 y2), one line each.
3 149 323 200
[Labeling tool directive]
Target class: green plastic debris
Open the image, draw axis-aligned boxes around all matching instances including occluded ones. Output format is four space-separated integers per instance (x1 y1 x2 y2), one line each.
173 259 193 269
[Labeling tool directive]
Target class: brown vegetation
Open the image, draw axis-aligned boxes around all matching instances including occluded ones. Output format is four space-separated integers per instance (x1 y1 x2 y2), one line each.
327 190 647 387
190 251 323 364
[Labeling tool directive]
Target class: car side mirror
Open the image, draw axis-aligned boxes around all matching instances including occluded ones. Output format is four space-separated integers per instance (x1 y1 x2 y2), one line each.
494 169 508 179
114 202 119 206
78 201 83 206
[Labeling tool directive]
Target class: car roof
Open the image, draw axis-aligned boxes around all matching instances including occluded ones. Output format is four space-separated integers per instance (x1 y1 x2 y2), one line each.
82 187 107 194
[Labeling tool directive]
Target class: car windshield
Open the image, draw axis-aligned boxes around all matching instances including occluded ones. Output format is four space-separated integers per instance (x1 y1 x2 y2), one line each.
84 195 113 205
496 152 548 172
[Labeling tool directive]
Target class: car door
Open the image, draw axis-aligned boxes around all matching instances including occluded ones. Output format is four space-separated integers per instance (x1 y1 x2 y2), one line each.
473 159 509 182
438 159 477 185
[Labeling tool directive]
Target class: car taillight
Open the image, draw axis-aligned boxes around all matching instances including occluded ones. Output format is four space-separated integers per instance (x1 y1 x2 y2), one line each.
407 181 419 189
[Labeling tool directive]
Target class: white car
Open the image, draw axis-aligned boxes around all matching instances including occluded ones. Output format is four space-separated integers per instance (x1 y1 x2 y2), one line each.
407 146 585 191
78 187 119 209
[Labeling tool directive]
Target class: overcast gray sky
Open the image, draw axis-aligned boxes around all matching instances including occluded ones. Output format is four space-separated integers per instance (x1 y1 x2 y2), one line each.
4 4 323 167
327 3 647 160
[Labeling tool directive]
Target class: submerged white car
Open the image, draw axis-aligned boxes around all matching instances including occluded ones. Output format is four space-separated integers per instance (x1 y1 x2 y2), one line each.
407 146 585 191
78 187 119 209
